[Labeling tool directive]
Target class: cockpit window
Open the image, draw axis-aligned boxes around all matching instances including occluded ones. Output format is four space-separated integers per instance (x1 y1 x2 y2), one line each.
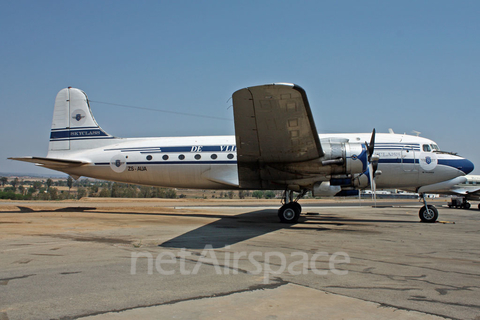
423 144 431 152
431 144 440 151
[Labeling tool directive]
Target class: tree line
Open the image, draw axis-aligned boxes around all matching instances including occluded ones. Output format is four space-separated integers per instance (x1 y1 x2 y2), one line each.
0 176 177 200
0 176 286 201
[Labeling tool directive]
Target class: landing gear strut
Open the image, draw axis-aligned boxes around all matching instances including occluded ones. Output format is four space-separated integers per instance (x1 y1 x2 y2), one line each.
419 194 438 223
278 189 306 223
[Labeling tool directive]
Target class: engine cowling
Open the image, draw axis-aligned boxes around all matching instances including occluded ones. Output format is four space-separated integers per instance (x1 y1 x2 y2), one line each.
269 140 372 190
320 140 367 176
317 141 372 192
312 181 341 197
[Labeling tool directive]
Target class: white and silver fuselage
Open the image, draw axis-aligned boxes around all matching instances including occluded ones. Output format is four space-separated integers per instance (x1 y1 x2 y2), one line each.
48 132 473 192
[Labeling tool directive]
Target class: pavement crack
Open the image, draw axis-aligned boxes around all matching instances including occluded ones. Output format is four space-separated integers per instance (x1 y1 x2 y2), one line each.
408 297 480 310
326 286 417 291
351 255 480 278
0 274 36 285
68 281 289 320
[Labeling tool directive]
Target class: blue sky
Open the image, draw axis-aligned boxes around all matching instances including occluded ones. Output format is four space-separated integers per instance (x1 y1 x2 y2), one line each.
1 0 479 175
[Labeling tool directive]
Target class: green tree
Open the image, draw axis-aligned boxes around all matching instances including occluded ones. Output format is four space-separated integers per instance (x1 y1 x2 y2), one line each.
99 188 111 197
10 177 19 190
111 183 121 197
77 187 87 199
164 188 177 199
67 176 73 196
0 177 8 187
139 186 152 198
264 191 275 199
89 185 99 196
252 191 264 199
32 181 42 191
123 185 138 198
46 178 53 191
48 187 59 200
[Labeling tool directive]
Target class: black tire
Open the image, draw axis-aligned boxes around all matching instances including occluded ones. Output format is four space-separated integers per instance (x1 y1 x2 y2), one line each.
291 202 302 214
464 202 471 209
278 203 301 223
419 205 438 223
478 203 480 210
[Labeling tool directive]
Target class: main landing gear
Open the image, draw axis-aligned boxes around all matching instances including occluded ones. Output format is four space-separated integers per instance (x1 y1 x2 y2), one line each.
419 193 438 223
278 190 306 223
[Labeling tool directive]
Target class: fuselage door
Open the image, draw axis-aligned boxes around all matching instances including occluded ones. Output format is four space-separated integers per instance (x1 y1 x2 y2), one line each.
401 146 417 172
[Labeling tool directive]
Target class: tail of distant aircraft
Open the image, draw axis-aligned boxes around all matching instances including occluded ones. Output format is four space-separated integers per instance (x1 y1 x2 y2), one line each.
48 87 116 152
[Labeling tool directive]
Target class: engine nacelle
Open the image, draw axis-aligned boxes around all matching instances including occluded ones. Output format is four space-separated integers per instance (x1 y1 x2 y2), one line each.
320 140 367 176
312 181 341 197
352 173 370 189
269 140 370 189
330 172 370 189
312 181 363 197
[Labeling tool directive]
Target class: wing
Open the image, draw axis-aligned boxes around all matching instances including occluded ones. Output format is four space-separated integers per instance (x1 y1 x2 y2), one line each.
454 187 480 200
466 188 480 200
232 83 323 189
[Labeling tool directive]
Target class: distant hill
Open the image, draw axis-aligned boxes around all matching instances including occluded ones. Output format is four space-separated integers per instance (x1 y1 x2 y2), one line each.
0 172 68 178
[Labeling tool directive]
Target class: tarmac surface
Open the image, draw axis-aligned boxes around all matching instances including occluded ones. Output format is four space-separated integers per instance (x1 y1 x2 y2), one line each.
0 198 479 320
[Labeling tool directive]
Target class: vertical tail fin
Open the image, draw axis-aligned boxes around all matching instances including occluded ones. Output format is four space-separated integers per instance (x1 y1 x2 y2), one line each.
49 87 116 152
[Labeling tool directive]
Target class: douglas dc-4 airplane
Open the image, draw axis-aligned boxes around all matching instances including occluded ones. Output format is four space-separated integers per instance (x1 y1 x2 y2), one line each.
10 84 474 223
416 175 480 210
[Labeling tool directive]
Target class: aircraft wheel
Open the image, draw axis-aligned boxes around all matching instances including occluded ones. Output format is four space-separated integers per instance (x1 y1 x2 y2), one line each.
419 205 438 223
291 202 302 214
464 202 471 209
278 203 301 223
478 203 480 210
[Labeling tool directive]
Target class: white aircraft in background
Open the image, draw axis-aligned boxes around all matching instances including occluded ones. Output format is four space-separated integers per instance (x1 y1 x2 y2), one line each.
417 175 480 210
10 84 474 223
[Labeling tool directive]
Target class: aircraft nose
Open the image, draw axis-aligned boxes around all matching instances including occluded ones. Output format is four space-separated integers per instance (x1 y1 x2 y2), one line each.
439 157 474 175
455 158 474 174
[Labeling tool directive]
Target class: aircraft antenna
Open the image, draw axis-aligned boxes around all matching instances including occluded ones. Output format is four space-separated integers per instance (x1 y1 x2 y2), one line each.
89 100 233 122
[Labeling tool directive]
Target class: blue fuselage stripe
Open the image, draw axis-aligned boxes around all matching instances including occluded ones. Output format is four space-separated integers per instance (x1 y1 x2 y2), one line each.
95 161 237 166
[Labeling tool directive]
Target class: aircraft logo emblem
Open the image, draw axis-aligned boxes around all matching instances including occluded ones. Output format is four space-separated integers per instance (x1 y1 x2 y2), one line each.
110 155 127 173
71 109 86 125
426 156 432 165
74 114 85 121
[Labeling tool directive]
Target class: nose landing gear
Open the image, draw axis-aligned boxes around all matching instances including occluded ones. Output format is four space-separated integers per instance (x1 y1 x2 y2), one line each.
419 194 439 223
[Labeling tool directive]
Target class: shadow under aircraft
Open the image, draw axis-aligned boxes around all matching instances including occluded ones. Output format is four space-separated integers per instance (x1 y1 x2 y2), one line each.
7 206 420 250
159 209 419 249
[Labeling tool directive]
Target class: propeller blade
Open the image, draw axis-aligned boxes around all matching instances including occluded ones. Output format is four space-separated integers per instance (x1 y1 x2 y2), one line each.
368 162 377 207
367 128 375 161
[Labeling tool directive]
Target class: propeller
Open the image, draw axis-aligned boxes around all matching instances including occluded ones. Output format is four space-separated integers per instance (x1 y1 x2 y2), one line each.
366 128 375 163
365 129 379 207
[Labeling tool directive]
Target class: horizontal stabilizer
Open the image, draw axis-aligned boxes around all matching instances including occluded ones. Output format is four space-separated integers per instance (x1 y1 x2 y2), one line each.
8 157 90 168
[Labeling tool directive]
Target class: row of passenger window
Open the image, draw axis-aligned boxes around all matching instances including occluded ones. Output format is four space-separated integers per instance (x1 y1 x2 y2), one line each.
145 154 235 161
